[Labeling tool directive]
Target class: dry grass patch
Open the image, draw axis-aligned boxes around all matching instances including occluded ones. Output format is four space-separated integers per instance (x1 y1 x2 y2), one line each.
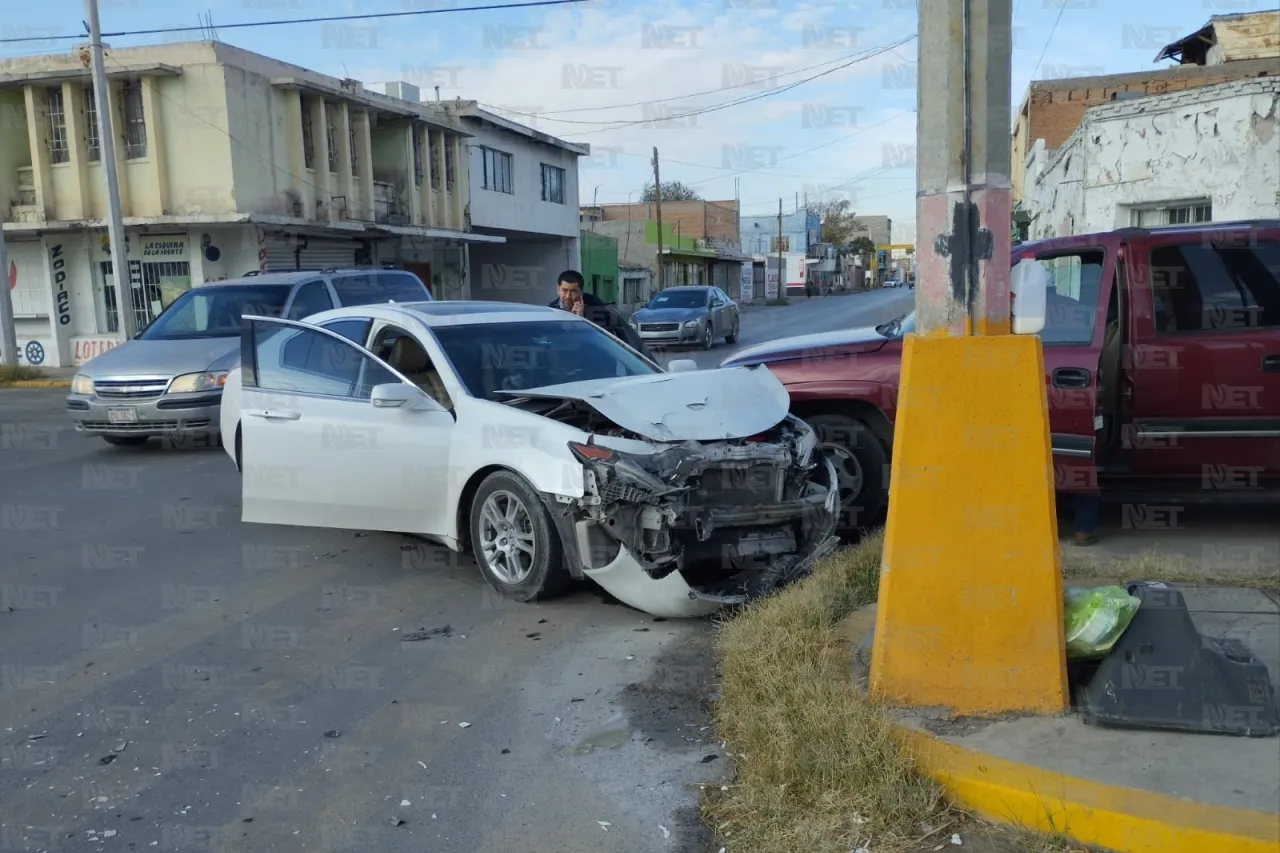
706 532 1273 852
0 364 43 386
706 530 949 852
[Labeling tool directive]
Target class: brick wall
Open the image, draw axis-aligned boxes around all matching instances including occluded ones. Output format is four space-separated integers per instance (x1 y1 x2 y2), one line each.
597 200 740 243
1027 58 1277 152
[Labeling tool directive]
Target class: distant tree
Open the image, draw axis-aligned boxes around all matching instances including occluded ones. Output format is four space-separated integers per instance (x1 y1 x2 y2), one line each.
640 181 702 202
811 198 862 245
848 236 876 256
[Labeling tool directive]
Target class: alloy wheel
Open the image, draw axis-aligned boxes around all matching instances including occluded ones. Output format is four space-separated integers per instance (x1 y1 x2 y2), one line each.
478 490 537 584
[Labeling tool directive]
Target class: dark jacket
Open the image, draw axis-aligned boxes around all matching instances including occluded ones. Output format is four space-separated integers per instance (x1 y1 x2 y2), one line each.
550 293 653 362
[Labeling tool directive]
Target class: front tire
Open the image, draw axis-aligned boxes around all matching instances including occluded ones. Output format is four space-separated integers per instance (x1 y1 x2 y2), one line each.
701 322 714 350
470 470 571 603
725 317 739 344
806 413 890 536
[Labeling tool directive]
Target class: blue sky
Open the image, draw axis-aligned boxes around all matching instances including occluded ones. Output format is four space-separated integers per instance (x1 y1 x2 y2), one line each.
2 0 1263 235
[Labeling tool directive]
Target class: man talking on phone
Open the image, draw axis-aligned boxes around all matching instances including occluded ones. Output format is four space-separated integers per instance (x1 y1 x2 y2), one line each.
549 269 652 359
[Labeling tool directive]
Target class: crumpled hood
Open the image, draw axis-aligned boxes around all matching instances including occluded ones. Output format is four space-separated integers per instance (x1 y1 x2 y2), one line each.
632 307 706 323
721 324 890 367
77 336 239 377
505 365 790 442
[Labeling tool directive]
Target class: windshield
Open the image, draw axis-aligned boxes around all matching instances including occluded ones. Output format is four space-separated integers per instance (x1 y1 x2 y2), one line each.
433 320 660 401
140 285 290 340
646 290 707 309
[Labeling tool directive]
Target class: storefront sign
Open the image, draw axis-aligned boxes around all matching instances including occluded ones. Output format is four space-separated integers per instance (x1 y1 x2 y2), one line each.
73 337 118 366
49 243 70 327
142 237 186 258
738 264 753 301
765 269 779 300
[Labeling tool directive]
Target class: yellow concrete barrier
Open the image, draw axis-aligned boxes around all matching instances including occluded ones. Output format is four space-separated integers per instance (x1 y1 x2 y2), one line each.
871 333 1068 714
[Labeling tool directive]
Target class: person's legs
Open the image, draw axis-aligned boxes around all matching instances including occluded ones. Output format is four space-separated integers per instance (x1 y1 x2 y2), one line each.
1072 493 1101 545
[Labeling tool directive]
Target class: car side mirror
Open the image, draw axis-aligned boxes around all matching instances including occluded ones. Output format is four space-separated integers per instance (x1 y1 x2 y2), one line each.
1010 258 1048 335
668 359 698 373
370 383 441 411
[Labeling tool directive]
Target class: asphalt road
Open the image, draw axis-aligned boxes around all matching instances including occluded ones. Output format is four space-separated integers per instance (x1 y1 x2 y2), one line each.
647 287 915 370
0 292 909 853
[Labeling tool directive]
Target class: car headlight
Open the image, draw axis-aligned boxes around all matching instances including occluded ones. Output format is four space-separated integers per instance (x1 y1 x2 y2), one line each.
70 374 94 395
683 318 701 328
168 371 228 394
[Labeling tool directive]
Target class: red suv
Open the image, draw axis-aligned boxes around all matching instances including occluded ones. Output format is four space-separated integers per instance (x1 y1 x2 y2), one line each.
721 221 1280 530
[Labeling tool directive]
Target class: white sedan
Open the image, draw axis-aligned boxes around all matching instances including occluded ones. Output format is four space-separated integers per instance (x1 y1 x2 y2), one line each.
220 301 839 618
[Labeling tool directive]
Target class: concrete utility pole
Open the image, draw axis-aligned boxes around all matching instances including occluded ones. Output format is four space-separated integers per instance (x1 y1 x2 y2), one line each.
870 0 1068 716
651 147 663 292
0 225 16 366
86 0 136 340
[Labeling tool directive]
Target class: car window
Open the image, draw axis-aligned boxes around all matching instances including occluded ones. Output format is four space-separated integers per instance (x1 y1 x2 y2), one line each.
320 318 373 345
1150 242 1280 332
286 280 335 320
377 271 432 302
647 290 707 309
433 319 659 401
252 322 398 400
370 324 453 408
140 285 291 340
1036 251 1104 345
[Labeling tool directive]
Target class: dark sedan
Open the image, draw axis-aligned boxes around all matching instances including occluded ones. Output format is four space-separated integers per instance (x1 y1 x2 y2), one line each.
628 286 740 350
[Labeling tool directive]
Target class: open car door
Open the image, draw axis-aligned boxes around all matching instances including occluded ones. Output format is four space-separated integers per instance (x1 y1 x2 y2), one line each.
237 316 454 533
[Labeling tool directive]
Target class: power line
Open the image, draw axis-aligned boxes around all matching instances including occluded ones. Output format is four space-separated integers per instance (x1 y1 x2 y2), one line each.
493 35 916 135
1029 2 1067 81
480 49 878 117
0 0 588 44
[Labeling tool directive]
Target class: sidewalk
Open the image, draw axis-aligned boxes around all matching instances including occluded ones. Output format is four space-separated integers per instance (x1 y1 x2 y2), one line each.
850 585 1280 853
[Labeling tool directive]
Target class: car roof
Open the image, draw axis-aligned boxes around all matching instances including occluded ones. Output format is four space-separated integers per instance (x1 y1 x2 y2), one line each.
1015 219 1280 254
302 300 580 328
201 271 320 287
657 286 711 292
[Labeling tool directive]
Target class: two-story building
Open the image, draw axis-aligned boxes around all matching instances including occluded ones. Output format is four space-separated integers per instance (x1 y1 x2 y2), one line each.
738 207 819 256
0 41 499 368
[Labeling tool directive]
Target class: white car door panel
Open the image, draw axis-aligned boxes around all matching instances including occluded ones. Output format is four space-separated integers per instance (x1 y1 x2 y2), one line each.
239 316 451 535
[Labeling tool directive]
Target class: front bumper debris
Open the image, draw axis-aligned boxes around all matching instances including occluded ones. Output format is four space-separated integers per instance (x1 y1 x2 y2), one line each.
557 415 841 617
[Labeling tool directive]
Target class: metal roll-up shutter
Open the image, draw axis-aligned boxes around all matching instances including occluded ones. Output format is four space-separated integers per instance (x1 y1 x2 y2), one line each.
262 237 297 272
298 238 358 270
711 263 728 288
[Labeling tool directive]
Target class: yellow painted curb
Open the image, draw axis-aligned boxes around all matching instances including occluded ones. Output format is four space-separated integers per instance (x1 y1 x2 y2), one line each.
895 726 1280 853
0 380 72 389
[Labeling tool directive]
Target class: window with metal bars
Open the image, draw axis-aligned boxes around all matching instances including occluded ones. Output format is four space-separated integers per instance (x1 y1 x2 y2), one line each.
120 82 147 159
325 103 339 173
45 87 69 164
99 259 191 333
428 133 440 189
541 163 565 204
83 85 101 162
445 137 456 193
412 126 424 186
301 99 315 169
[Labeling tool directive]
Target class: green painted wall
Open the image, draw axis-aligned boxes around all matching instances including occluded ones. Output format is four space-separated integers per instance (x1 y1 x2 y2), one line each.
642 220 715 255
580 231 620 303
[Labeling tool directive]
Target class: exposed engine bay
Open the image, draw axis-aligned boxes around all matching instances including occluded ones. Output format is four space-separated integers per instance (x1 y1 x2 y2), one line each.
537 402 840 612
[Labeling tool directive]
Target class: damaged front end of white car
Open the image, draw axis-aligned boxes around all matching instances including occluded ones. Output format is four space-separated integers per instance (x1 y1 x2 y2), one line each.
503 366 840 617
562 417 840 617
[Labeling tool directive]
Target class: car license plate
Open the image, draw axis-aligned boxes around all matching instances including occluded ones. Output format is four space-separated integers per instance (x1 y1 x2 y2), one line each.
107 407 138 424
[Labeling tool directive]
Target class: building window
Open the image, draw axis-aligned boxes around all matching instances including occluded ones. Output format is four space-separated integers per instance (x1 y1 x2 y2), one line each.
480 146 512 194
122 81 147 159
325 103 339 173
45 87 69 164
1132 202 1212 228
349 114 358 173
445 138 456 193
770 236 790 253
412 126 424 186
428 133 440 189
83 85 100 162
301 101 315 169
541 163 565 204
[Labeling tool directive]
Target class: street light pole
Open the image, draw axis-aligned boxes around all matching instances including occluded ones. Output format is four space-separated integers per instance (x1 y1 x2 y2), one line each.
869 0 1068 716
86 0 136 340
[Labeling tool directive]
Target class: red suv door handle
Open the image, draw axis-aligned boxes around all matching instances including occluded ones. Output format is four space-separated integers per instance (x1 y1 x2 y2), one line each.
1262 354 1280 373
1052 367 1091 389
